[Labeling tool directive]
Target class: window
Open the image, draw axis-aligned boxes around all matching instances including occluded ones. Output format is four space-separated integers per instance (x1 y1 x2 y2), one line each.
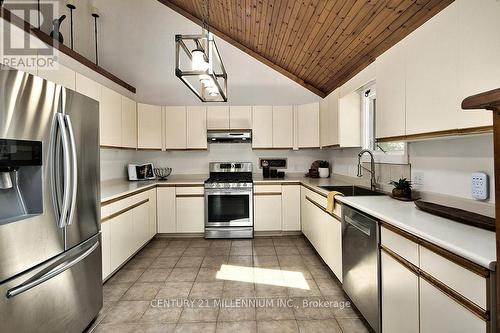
361 83 407 163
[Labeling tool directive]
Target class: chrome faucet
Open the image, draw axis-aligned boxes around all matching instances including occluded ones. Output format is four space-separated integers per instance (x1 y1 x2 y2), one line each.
357 149 377 191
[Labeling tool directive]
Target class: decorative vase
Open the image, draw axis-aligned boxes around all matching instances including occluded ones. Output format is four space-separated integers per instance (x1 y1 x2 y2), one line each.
319 167 329 178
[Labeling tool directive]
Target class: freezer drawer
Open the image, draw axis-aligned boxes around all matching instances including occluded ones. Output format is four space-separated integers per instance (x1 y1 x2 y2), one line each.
0 234 102 333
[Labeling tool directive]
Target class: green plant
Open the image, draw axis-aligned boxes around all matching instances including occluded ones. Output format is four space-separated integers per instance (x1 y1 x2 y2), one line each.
319 160 329 168
390 178 412 190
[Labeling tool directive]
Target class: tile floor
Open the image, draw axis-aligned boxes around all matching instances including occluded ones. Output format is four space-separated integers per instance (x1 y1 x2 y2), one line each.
89 236 372 333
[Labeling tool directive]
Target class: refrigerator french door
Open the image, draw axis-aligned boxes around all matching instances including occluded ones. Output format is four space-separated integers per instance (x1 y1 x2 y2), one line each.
0 66 102 333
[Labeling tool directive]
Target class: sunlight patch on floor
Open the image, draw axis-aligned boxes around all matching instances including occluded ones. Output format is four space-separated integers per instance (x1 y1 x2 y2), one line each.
216 264 310 290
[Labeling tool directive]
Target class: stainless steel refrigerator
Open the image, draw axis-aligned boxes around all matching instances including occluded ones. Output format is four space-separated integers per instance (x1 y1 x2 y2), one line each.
0 65 102 333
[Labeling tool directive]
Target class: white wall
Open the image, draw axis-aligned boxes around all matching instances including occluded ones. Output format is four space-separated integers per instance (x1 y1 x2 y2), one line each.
101 144 330 181
328 135 495 203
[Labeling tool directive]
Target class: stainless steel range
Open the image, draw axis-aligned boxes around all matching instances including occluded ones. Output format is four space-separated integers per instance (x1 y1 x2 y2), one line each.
204 162 253 239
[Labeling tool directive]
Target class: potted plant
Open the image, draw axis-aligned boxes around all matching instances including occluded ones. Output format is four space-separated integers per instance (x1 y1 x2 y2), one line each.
390 178 412 199
318 160 330 178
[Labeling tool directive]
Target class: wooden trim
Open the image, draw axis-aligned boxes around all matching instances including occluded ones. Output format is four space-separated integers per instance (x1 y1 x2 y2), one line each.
321 144 341 149
376 126 493 143
175 194 204 198
165 148 208 151
100 145 137 150
254 192 281 196
101 199 149 223
175 184 204 187
381 245 420 275
137 148 163 151
157 0 326 98
381 223 489 278
305 196 341 221
297 146 322 150
381 245 489 321
253 181 301 186
101 187 154 206
252 147 294 150
156 183 177 187
280 182 302 186
462 88 500 110
302 183 328 198
0 7 136 93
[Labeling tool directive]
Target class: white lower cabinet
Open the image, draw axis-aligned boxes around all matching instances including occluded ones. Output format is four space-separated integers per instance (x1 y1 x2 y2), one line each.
157 187 176 233
419 278 486 333
109 210 134 273
254 194 282 231
101 222 111 280
381 251 419 333
281 185 301 231
324 215 342 282
132 201 150 249
176 195 204 233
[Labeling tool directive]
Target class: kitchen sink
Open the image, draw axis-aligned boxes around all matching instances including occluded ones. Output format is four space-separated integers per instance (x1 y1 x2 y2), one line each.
319 185 385 196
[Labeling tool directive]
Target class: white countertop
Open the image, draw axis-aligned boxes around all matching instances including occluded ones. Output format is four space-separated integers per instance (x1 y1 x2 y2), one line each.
337 195 496 270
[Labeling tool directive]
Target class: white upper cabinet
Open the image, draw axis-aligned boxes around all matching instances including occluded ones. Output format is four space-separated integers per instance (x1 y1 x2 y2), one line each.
272 105 294 148
320 88 339 147
121 96 137 149
230 106 252 129
376 40 406 139
338 94 361 147
137 103 162 149
252 106 273 148
75 73 100 101
207 106 230 130
186 106 207 149
164 106 187 150
100 86 122 147
38 63 76 90
405 3 460 135
456 0 498 128
297 102 320 148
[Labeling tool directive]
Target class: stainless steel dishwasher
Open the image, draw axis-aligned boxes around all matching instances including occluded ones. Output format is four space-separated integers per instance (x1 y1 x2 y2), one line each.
342 204 380 333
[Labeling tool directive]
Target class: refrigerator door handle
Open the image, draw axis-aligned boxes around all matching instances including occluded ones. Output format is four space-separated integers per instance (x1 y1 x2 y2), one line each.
64 115 78 226
56 113 71 228
5 240 99 299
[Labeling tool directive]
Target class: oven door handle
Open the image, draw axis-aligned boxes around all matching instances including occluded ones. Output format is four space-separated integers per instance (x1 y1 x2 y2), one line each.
205 190 253 196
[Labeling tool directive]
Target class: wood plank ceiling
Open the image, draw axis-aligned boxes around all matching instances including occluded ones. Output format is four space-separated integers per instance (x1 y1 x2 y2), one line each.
158 0 453 97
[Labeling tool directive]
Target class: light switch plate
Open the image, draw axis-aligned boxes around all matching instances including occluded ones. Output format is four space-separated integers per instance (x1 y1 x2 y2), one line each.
472 172 488 200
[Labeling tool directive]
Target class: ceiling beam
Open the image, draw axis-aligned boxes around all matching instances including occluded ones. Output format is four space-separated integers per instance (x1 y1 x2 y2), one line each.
157 0 327 98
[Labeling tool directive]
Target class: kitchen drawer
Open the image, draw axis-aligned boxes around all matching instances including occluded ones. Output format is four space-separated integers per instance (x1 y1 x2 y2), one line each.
381 226 419 266
101 196 134 219
419 246 488 310
254 185 282 194
176 186 204 195
301 186 327 208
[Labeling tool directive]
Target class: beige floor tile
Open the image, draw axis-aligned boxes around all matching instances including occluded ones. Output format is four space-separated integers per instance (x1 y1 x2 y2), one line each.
137 268 172 283
278 255 304 267
167 240 191 248
189 239 212 248
231 240 253 247
272 238 295 247
216 321 257 333
275 246 300 255
336 318 372 332
230 246 253 256
288 280 321 297
222 281 255 298
280 266 312 280
218 307 256 322
93 323 138 333
176 256 204 268
253 238 274 247
302 255 324 268
103 283 131 301
296 319 342 333
121 283 163 301
158 248 185 257
140 306 183 323
202 256 228 268
108 269 144 284
156 282 194 299
151 256 179 268
207 247 231 256
257 320 299 333
325 295 363 319
124 257 155 270
134 323 176 333
196 268 221 282
183 247 209 256
253 256 279 267
179 304 219 323
228 256 253 267
137 248 163 258
308 266 333 280
174 322 216 333
296 246 315 255
210 240 232 248
189 281 224 298
166 268 199 282
255 301 295 321
255 284 288 297
252 247 276 256
315 278 344 296
292 297 335 320
101 301 150 324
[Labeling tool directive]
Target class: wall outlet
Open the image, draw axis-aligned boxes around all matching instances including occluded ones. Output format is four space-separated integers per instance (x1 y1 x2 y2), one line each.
472 172 489 200
413 172 424 186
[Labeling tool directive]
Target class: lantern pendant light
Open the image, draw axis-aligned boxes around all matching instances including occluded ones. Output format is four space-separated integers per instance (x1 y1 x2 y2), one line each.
175 0 227 102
